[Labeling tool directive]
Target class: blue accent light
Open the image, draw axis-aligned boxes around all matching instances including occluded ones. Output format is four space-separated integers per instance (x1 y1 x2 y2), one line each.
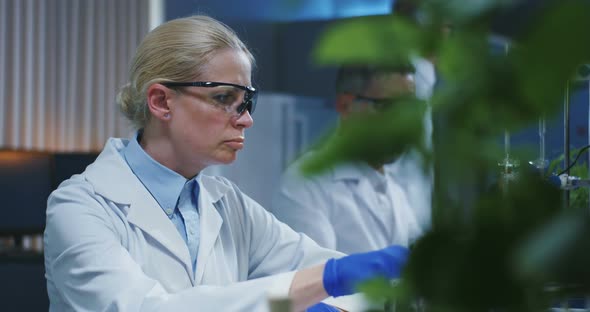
334 0 393 19
166 0 395 22
272 0 394 21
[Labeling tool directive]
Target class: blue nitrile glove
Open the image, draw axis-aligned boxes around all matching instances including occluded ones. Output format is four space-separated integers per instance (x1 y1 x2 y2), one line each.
323 245 409 297
306 302 340 312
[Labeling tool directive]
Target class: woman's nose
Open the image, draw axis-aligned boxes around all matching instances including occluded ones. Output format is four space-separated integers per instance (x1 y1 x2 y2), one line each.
234 110 254 128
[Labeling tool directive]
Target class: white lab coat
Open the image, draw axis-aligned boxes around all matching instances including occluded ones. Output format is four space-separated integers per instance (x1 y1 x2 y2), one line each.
272 157 424 255
44 138 349 312
410 56 436 231
412 57 436 101
272 58 435 255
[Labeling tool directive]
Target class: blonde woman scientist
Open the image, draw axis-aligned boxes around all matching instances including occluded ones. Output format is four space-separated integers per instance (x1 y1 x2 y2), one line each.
43 15 408 312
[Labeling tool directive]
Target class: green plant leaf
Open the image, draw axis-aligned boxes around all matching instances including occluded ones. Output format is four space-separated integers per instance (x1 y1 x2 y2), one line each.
514 1 590 115
515 210 590 289
300 97 428 175
313 15 427 67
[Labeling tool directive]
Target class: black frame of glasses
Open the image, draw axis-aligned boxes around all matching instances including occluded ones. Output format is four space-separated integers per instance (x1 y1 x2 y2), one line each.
161 81 258 115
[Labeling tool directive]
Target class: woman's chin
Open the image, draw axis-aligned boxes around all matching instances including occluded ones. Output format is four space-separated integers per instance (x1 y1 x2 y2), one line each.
215 152 238 165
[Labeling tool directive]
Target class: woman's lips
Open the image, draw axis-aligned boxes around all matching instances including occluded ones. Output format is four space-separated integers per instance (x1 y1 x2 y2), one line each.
224 138 244 150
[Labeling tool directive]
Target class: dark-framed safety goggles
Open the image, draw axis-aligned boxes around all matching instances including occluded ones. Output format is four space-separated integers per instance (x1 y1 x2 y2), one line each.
162 81 258 116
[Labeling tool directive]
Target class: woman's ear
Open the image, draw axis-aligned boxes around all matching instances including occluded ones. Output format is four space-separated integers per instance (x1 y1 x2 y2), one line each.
335 93 355 118
146 83 175 121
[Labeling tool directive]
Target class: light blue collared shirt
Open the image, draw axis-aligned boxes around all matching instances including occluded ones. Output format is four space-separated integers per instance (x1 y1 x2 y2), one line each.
120 132 200 273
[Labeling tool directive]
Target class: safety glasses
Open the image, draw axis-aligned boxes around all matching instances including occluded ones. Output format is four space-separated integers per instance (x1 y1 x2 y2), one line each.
162 81 258 116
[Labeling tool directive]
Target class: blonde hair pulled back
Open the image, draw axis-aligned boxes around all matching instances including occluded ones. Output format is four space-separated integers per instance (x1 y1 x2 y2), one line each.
116 15 254 129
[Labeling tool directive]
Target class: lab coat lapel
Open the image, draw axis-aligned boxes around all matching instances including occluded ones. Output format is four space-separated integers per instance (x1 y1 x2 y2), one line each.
126 190 195 282
354 178 388 227
85 139 194 281
194 175 226 284
335 163 393 239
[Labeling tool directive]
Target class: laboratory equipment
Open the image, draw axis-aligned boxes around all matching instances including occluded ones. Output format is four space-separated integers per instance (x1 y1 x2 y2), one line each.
531 117 549 171
498 130 519 192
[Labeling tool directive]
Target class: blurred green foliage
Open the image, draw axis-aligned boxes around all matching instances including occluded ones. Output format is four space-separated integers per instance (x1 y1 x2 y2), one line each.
301 0 590 310
300 96 429 175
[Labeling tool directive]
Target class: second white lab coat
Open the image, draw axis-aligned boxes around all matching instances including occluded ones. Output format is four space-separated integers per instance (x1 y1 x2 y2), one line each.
272 156 424 255
272 58 435 256
44 138 347 312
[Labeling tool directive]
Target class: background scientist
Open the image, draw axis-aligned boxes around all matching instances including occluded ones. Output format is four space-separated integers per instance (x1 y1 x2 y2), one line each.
272 64 428 254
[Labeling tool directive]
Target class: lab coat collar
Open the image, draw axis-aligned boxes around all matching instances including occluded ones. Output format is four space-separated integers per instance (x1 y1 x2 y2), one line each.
87 138 231 205
331 161 400 189
331 162 384 182
85 138 140 205
331 162 362 181
85 138 194 280
198 174 231 204
122 132 188 215
84 138 229 284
